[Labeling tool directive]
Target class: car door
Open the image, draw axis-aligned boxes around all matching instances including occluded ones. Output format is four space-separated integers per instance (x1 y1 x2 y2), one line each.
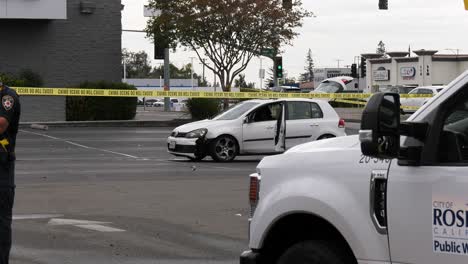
285 101 322 147
242 102 282 153
386 89 468 264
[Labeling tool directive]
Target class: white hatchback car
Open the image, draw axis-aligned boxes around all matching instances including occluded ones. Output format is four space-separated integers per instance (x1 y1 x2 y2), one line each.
167 99 346 162
400 86 445 114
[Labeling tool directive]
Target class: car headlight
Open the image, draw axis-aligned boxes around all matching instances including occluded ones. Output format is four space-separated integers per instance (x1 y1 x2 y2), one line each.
185 128 208 139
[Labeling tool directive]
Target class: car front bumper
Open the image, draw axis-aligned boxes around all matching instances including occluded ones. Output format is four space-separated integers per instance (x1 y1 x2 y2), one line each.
167 136 208 158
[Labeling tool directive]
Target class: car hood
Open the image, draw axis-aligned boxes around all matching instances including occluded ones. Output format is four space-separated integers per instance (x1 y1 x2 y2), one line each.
173 119 236 133
286 135 360 153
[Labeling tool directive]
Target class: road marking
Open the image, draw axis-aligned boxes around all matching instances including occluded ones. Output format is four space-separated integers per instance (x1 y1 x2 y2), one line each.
20 129 140 159
48 218 125 232
13 214 64 220
75 224 125 232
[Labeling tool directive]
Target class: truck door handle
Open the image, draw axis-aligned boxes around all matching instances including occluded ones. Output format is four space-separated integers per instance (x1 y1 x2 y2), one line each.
310 123 319 127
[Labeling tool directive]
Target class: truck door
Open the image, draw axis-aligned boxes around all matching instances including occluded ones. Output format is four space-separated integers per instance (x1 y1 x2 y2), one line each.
386 89 468 264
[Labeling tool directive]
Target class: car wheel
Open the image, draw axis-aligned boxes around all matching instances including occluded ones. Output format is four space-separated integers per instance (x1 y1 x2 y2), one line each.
318 134 335 140
277 240 350 264
209 135 238 162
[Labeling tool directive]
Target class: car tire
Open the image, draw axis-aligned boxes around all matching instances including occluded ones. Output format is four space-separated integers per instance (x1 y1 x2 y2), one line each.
318 134 335 140
209 135 238 162
277 240 350 264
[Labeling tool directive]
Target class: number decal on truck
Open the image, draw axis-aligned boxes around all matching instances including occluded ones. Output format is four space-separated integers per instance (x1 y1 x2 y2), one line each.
359 155 390 164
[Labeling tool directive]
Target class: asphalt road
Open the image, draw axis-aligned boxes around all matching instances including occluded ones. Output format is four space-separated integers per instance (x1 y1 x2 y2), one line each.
10 125 359 264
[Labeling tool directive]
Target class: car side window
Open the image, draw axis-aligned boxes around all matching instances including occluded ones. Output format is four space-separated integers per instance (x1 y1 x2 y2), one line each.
437 96 468 163
288 102 311 120
310 103 324 118
287 102 324 120
419 89 433 94
250 103 281 123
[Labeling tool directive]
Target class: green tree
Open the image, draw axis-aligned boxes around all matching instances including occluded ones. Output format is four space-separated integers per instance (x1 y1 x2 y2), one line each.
299 49 314 82
376 41 386 55
121 49 152 78
146 0 312 95
234 74 255 88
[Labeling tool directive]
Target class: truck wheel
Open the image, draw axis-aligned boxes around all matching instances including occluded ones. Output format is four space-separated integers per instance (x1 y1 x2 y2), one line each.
209 135 238 162
277 241 348 264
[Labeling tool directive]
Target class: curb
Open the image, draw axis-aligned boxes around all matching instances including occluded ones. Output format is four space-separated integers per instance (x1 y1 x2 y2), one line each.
19 119 192 128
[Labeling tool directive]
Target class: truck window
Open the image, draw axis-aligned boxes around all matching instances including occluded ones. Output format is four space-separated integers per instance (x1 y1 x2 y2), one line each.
438 97 468 163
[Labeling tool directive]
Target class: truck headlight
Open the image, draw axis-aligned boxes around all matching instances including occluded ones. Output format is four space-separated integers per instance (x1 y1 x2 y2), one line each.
186 128 208 138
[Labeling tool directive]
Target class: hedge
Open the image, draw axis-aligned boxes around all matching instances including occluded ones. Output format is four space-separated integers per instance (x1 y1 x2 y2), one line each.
66 81 138 121
0 69 43 87
186 98 221 120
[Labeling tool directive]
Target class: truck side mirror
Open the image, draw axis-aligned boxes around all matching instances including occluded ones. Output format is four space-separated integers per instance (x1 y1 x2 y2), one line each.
360 93 400 159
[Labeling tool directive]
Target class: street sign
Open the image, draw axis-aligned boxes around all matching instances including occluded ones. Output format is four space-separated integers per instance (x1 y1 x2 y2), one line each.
260 48 275 58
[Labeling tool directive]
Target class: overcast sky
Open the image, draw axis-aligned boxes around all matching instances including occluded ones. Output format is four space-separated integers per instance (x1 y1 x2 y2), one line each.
122 0 468 86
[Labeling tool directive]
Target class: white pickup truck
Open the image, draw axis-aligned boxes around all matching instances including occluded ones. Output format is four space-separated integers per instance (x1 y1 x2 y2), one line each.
240 71 468 264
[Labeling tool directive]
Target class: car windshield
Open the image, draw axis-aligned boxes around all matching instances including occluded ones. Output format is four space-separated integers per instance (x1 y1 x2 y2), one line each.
213 101 260 120
315 81 343 93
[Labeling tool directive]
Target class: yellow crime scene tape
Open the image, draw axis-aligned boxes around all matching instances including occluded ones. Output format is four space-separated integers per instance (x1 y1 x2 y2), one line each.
12 87 433 99
11 87 429 110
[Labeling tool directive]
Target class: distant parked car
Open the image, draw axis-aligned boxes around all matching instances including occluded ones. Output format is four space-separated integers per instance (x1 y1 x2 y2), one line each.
167 99 346 162
152 99 165 107
400 86 445 114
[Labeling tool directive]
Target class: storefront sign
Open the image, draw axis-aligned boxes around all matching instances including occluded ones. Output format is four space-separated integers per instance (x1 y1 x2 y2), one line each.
374 70 390 81
401 67 416 80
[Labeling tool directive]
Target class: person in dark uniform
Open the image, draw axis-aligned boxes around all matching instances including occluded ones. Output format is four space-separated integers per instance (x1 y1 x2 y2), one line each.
0 78 20 264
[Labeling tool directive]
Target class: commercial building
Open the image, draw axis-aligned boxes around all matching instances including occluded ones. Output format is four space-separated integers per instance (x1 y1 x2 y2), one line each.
0 0 122 121
364 50 468 92
313 68 352 88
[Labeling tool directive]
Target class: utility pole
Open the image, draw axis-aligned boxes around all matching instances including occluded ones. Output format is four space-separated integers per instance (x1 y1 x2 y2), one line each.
190 57 196 90
163 48 171 111
336 59 343 68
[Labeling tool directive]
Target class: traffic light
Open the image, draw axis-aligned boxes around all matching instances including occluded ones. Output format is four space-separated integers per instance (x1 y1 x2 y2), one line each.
379 0 388 10
351 63 357 78
274 57 283 78
360 57 367 77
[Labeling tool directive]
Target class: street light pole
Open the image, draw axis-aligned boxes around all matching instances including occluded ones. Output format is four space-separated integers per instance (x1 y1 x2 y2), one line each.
190 57 196 90
163 48 171 112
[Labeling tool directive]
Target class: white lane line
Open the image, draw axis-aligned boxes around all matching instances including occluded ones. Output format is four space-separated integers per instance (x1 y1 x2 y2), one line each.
20 129 140 159
48 218 125 232
75 224 125 232
13 214 64 220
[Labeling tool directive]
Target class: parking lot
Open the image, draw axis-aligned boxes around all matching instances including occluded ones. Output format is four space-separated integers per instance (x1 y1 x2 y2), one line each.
10 125 359 264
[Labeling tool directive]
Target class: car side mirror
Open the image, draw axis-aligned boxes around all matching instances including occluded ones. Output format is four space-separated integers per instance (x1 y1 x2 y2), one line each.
360 93 400 159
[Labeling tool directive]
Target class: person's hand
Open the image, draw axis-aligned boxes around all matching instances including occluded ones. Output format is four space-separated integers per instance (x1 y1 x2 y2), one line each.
0 117 9 135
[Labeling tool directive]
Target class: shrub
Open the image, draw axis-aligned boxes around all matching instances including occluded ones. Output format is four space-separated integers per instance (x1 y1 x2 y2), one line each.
186 98 221 120
18 69 44 87
66 81 138 121
0 69 44 87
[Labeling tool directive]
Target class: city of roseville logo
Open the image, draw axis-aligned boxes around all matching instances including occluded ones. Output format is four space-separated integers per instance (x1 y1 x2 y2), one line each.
433 200 468 255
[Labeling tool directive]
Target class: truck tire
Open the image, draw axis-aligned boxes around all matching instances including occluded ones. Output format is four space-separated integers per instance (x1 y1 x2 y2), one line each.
277 240 349 264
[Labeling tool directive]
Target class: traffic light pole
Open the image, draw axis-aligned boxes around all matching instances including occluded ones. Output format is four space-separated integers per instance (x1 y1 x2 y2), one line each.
163 48 171 112
273 58 278 88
